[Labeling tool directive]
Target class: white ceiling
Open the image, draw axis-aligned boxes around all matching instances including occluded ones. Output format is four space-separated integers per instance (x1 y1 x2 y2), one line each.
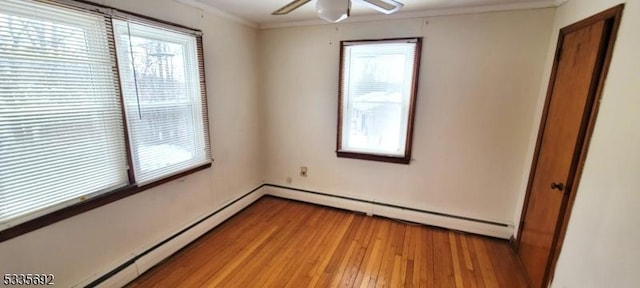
187 0 556 27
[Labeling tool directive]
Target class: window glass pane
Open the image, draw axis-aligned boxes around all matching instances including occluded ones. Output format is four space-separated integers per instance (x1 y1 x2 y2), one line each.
340 41 418 157
113 20 208 184
0 0 128 228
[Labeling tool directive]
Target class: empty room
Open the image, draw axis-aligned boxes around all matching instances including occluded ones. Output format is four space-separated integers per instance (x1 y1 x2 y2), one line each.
0 0 638 287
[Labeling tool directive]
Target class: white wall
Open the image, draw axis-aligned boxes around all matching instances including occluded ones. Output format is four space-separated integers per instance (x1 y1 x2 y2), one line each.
0 0 262 286
6 0 636 286
533 0 640 287
259 9 555 226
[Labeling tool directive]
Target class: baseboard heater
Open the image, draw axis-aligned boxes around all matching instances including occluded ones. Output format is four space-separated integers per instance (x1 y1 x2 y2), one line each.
263 184 513 239
81 185 265 288
85 183 512 287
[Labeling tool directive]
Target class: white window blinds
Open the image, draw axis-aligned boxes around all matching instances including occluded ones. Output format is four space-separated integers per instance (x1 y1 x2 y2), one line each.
113 20 209 185
0 0 128 228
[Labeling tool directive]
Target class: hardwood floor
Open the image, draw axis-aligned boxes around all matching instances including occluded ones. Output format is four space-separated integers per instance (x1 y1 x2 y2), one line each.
127 197 529 287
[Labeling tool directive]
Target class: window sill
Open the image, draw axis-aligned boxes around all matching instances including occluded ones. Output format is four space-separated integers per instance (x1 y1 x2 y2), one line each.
337 151 411 164
0 162 212 243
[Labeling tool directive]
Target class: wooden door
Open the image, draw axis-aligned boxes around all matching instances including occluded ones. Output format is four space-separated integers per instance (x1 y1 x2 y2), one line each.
517 6 623 288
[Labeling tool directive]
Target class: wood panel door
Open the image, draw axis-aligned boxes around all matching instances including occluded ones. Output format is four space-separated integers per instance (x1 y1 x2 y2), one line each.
517 6 623 288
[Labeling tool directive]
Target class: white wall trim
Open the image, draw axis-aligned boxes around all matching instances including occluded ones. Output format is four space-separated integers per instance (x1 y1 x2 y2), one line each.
77 185 266 288
175 0 258 28
554 0 570 7
263 185 514 239
259 0 557 29
92 265 138 288
81 182 516 287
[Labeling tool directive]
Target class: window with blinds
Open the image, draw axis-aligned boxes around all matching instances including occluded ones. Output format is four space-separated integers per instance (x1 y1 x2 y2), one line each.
0 0 128 229
0 0 210 231
113 20 209 185
337 38 422 164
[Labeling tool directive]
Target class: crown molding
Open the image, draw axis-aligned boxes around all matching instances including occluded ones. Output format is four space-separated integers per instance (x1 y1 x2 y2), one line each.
554 0 570 6
260 0 557 29
175 0 564 30
175 0 258 28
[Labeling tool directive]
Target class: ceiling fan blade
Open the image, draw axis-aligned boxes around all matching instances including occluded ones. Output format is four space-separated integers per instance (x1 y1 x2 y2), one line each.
359 0 404 14
272 0 313 15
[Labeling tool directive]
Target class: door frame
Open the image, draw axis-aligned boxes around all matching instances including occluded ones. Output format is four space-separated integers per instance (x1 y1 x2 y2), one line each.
515 4 624 287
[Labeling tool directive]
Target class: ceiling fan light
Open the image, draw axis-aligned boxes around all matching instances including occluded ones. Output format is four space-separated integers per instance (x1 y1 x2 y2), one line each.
360 0 403 14
316 0 350 23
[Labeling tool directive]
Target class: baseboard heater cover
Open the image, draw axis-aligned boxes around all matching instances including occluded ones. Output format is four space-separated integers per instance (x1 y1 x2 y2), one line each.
85 183 513 287
82 186 265 288
263 184 513 239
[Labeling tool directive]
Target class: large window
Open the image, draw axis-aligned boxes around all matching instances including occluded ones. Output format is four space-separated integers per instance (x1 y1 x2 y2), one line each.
0 0 210 236
337 38 422 164
113 20 208 184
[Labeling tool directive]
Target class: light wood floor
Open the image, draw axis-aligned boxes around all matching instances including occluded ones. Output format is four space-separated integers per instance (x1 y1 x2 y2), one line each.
127 197 529 287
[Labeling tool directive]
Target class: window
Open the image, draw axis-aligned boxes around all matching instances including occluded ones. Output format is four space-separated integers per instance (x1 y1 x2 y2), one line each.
0 0 210 236
337 38 422 164
113 21 209 185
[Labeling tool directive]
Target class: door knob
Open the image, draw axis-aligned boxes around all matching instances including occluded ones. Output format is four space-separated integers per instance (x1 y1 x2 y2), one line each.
551 182 565 191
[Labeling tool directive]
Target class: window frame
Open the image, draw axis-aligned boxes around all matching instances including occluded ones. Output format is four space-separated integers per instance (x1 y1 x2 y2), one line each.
112 19 210 185
0 0 211 242
336 37 422 164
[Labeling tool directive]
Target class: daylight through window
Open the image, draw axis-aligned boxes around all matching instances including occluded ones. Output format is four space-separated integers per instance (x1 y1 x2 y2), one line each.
337 38 421 164
113 20 208 184
0 0 210 231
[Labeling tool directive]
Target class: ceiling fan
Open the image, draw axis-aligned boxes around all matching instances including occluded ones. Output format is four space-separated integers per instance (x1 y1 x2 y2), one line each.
272 0 404 23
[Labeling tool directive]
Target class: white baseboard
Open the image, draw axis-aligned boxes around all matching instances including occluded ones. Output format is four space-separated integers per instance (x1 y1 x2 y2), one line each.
86 183 514 287
263 185 513 239
85 186 266 288
134 188 264 275
94 265 138 288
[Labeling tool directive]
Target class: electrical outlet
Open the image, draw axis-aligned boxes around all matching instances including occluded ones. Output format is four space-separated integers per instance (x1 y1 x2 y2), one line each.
300 166 308 177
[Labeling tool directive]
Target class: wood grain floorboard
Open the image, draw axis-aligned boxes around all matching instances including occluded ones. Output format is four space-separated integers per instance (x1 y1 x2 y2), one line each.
127 196 529 288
